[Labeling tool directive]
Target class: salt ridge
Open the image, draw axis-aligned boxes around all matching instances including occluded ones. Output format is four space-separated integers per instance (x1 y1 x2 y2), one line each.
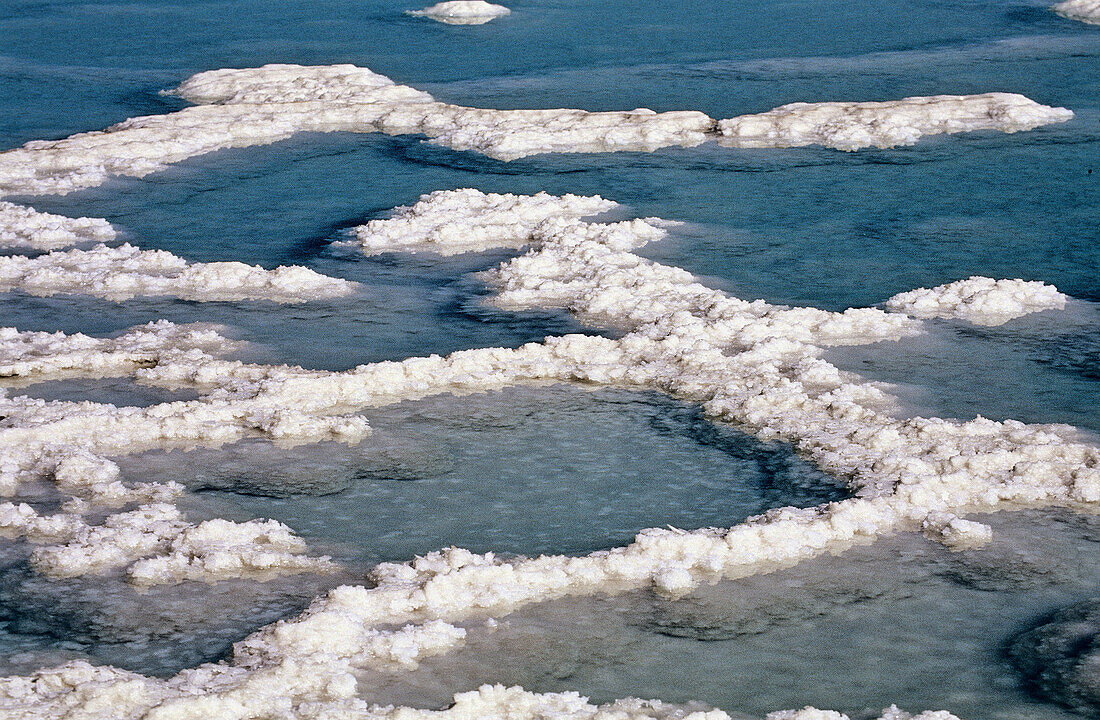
884 276 1067 326
407 1 512 25
0 64 1073 196
0 202 115 251
1 190 1095 718
717 94 1073 151
0 242 358 303
0 320 237 380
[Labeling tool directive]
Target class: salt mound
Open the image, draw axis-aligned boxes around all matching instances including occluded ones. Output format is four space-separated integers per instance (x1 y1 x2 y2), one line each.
884 276 1067 326
0 321 237 379
1054 0 1100 25
171 63 430 105
0 202 116 251
347 189 616 255
0 243 358 302
127 518 336 586
407 1 511 25
718 93 1074 151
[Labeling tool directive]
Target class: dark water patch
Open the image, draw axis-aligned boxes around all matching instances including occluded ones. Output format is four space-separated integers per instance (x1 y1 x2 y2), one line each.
119 385 849 565
6 377 202 408
0 559 353 677
1009 599 1100 716
825 310 1100 435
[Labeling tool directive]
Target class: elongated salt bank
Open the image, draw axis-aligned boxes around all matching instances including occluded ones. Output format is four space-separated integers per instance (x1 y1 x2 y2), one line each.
407 1 511 25
1054 0 1100 24
126 517 336 585
0 65 1074 196
0 243 357 302
884 276 1067 325
0 320 237 379
717 93 1074 150
0 202 116 250
347 189 617 255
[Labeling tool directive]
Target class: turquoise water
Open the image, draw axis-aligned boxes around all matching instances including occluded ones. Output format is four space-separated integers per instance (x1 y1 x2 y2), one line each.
1 0 1099 717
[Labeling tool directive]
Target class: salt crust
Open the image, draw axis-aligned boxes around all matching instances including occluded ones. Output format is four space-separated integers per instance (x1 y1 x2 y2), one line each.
920 512 993 551
406 1 511 25
0 320 237 379
346 189 616 255
1054 0 1100 24
0 64 1073 196
1 190 1095 718
716 93 1074 151
884 276 1067 326
0 202 115 251
0 192 354 306
0 242 357 303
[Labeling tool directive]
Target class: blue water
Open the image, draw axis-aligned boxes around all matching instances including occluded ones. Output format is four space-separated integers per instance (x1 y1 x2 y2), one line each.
1 0 1098 716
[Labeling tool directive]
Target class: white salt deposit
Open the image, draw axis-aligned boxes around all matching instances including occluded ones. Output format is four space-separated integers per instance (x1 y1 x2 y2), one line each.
0 202 116 251
0 65 1072 195
1 189 1094 717
1 498 335 585
0 663 960 720
717 93 1074 151
769 708 959 720
1054 0 1100 24
920 512 994 551
0 321 237 379
345 189 616 255
407 1 511 25
0 243 358 302
127 518 336 585
28 503 189 577
884 276 1067 326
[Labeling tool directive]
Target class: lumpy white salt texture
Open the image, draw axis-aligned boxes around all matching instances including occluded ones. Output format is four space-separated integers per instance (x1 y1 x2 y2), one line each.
0 202 116 251
346 189 616 255
1054 0 1100 24
0 321 237 379
126 518 336 585
0 666 960 720
884 276 1067 326
717 93 1074 151
0 65 1073 195
2 191 1095 716
0 243 357 302
407 1 511 24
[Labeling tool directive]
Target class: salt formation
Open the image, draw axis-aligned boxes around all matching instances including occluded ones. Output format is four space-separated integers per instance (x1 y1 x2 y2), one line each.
2 190 1095 717
1 499 335 584
407 1 511 25
770 708 958 720
920 512 993 551
717 94 1074 151
884 276 1067 326
0 64 1072 195
346 189 616 255
0 321 237 380
0 243 358 302
0 665 960 720
127 518 337 585
0 202 115 251
1054 0 1100 24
